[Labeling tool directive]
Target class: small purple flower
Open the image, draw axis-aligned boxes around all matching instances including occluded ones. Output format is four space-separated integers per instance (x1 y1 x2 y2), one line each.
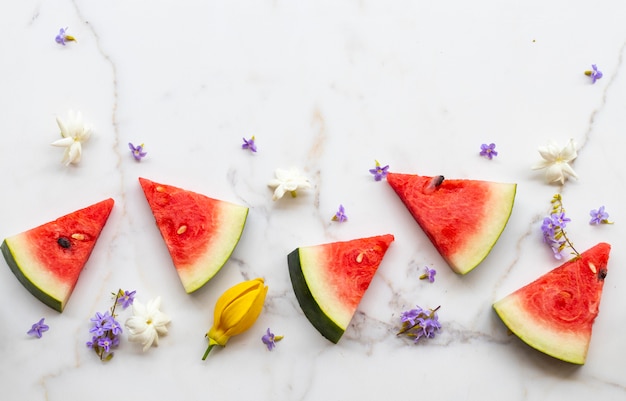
551 212 571 229
117 290 136 309
541 217 556 238
242 136 257 152
55 27 76 46
479 143 498 159
97 337 113 353
27 318 49 338
369 160 389 181
585 64 603 84
419 266 437 283
589 206 610 225
400 307 424 326
128 143 147 161
261 328 282 351
331 204 347 222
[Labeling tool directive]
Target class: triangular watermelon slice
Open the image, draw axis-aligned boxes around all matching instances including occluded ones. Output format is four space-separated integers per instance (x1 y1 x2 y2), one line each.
287 234 394 343
1 199 114 312
387 172 516 274
493 242 611 364
139 177 248 293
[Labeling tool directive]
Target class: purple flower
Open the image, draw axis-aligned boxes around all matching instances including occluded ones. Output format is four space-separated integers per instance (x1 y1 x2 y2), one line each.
551 212 571 229
585 64 603 84
97 337 113 353
541 217 556 238
398 306 441 343
128 143 147 161
261 328 282 351
479 143 498 159
331 204 347 222
55 27 76 46
27 318 49 338
117 290 136 309
400 307 424 326
419 266 437 283
369 160 389 181
242 136 257 152
589 206 610 225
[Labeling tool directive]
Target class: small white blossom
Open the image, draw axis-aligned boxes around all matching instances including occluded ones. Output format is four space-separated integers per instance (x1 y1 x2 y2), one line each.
268 168 312 201
51 110 92 165
532 138 578 185
125 296 171 352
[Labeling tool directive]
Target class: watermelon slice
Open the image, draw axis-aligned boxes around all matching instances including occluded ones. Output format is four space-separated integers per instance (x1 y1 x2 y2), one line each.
493 242 611 364
288 234 394 343
139 177 248 293
387 172 516 274
1 199 114 312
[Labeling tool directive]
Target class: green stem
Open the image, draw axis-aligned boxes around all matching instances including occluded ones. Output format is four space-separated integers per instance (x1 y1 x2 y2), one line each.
202 337 221 360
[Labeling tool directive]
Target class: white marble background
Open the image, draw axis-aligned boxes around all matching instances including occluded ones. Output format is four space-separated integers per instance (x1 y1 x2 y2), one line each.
1 1 626 400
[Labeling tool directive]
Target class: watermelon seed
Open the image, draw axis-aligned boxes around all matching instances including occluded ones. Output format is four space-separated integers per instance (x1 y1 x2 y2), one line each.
57 237 71 249
71 233 85 241
156 186 165 192
356 252 364 263
588 262 597 274
598 269 607 281
423 175 445 194
177 225 187 235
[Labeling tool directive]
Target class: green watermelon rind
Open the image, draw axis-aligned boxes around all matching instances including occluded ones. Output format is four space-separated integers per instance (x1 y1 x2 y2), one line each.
449 182 517 274
1 239 65 312
493 295 589 365
288 248 345 343
178 203 249 293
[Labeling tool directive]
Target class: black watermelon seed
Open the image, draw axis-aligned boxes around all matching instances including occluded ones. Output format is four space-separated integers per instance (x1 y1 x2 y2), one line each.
57 237 71 249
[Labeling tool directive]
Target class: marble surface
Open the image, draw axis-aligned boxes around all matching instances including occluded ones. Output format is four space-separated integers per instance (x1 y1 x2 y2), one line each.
2 1 626 400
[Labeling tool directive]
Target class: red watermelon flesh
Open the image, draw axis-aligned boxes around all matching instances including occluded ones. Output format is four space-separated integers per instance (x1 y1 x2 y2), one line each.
387 172 516 274
288 234 394 343
493 242 611 364
1 199 114 312
139 177 248 293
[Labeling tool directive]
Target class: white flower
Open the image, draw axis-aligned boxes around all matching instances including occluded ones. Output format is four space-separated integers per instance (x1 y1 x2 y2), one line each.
125 296 171 352
532 138 578 185
51 110 92 165
268 168 312 201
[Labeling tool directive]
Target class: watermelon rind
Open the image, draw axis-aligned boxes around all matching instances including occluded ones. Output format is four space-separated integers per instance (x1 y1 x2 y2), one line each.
288 249 344 343
1 199 114 312
2 239 65 312
493 242 611 364
494 295 589 364
287 234 394 344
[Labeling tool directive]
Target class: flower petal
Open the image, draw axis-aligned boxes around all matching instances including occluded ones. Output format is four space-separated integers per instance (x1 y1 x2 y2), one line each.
51 137 74 147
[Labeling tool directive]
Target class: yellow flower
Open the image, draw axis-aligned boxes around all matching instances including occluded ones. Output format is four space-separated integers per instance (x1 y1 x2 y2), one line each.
203 278 268 359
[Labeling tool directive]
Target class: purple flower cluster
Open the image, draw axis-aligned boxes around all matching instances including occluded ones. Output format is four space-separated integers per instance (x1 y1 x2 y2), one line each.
540 195 579 260
398 305 441 343
541 212 570 260
86 290 135 361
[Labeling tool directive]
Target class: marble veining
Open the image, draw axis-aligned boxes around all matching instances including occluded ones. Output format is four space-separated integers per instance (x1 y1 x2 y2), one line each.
2 1 626 400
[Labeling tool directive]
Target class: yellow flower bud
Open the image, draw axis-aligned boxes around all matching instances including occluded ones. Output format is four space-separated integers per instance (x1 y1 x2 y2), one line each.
202 278 268 360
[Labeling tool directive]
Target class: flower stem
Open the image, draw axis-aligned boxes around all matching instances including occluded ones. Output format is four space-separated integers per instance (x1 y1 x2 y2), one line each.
202 337 221 360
